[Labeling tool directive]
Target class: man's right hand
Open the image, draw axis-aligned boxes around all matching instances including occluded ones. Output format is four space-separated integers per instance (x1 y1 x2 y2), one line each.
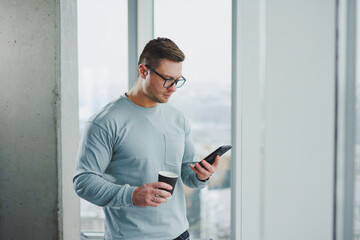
132 182 173 207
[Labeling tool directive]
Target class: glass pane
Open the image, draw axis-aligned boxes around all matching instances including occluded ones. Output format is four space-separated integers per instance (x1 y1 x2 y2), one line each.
77 0 128 232
154 1 232 239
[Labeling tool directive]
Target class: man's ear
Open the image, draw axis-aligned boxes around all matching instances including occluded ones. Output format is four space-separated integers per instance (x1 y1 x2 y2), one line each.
138 64 148 79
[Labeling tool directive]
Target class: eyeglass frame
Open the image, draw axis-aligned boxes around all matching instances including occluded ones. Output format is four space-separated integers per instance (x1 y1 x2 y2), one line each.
145 64 186 88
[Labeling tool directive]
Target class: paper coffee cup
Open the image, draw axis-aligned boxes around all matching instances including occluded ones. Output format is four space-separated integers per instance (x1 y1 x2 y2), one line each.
158 171 178 196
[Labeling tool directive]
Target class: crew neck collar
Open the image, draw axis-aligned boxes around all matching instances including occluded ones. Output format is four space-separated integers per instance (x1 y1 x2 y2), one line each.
123 93 159 111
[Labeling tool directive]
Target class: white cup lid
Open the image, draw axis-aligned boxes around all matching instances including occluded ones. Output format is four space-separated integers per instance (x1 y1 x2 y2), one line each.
159 171 178 178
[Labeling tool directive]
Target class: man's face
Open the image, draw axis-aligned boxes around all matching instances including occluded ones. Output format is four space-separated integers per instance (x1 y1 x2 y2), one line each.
143 59 182 104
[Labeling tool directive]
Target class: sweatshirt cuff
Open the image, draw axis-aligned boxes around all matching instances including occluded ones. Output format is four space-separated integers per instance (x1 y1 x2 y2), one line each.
194 174 209 188
123 185 137 207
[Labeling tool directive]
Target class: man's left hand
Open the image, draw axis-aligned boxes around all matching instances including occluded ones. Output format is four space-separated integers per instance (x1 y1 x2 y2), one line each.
190 155 220 181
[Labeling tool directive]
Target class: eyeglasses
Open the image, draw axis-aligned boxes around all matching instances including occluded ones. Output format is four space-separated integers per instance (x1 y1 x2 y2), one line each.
145 64 186 88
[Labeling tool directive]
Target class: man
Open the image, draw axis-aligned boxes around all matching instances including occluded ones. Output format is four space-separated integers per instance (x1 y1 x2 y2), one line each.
73 37 219 240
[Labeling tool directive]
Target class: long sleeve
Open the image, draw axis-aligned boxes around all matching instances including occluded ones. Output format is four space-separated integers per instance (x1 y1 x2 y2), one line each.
73 121 135 207
74 173 135 207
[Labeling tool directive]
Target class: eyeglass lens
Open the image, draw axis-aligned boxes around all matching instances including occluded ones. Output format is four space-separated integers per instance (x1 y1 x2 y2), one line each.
164 79 185 88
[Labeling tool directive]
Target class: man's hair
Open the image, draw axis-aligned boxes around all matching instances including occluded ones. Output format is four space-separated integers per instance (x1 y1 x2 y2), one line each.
138 37 185 69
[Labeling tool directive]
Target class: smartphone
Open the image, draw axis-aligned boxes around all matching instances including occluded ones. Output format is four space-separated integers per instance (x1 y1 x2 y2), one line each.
198 145 232 168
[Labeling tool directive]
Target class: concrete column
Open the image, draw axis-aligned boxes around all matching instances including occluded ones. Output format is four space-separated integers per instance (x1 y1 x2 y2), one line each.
0 0 79 239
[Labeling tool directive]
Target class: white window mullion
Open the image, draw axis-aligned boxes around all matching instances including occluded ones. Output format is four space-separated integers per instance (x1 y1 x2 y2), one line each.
128 0 154 89
231 0 242 239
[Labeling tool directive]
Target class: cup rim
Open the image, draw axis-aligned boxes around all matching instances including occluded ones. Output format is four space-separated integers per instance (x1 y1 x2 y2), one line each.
159 171 179 178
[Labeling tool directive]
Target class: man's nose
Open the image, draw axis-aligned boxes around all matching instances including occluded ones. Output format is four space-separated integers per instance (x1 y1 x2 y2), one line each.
168 83 177 92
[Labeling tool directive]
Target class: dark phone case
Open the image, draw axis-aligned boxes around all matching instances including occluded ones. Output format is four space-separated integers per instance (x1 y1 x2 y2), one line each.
199 145 232 168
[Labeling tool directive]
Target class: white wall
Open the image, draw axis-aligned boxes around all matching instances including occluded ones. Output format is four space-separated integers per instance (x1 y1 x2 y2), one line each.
263 1 335 239
239 0 336 239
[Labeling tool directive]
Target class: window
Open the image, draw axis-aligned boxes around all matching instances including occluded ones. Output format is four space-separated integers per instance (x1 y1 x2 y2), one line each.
77 0 128 232
154 0 232 238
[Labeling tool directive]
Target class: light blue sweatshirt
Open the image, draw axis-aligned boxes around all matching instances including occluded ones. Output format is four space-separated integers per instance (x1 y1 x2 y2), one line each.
73 94 208 240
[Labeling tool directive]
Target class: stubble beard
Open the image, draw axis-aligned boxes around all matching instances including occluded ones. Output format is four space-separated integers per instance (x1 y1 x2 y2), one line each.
146 89 168 104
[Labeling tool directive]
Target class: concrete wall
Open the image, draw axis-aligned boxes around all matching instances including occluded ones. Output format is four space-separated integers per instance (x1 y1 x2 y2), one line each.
0 0 79 239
